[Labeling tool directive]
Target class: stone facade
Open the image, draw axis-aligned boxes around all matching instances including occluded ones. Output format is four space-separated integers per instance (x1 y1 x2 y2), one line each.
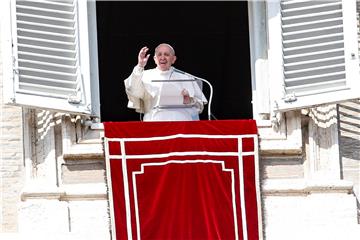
0 38 25 232
260 106 360 239
3 102 359 239
15 111 110 238
1 1 360 239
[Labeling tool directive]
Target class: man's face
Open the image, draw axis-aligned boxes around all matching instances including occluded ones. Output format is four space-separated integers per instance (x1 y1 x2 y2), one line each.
153 45 176 71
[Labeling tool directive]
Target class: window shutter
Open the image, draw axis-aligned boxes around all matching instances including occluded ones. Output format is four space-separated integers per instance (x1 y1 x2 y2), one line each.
276 0 360 111
8 0 93 115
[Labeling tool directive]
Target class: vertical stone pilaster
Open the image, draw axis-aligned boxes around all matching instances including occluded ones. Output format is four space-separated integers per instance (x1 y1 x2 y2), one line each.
307 104 341 180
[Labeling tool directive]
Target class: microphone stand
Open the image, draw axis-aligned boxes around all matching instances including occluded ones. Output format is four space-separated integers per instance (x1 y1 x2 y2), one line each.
173 68 213 120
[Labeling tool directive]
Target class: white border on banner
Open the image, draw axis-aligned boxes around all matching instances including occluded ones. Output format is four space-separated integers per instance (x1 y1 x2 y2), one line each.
104 133 260 240
132 160 238 240
104 140 118 240
238 138 248 240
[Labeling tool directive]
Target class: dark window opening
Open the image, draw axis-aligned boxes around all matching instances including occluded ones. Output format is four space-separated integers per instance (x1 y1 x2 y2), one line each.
96 1 252 122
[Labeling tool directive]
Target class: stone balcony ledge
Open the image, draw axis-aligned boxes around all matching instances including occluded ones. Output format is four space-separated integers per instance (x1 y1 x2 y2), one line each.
262 179 355 196
21 183 108 201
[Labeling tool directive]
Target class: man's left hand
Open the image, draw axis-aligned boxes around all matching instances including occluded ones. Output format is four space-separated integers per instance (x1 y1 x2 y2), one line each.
182 89 191 104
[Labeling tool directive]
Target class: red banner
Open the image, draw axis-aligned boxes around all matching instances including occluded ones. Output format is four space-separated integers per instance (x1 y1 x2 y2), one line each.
104 120 262 240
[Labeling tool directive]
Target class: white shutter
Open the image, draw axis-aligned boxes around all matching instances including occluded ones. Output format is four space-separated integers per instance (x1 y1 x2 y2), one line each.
7 0 93 114
276 0 360 111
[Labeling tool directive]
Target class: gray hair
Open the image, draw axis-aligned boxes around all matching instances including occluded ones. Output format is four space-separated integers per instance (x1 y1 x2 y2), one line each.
155 43 175 56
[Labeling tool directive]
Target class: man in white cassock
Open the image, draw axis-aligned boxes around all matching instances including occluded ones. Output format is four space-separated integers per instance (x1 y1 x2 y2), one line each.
124 43 207 121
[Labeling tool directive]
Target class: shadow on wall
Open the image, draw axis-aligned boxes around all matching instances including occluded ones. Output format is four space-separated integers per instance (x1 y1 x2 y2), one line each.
338 99 360 223
338 100 360 161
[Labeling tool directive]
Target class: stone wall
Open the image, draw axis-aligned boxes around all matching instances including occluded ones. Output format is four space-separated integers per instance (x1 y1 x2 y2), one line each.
0 36 25 232
338 100 360 220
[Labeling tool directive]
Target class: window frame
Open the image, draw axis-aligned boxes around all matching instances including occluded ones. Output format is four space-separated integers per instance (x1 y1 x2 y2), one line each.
273 0 360 112
249 0 360 154
1 0 100 117
248 0 303 154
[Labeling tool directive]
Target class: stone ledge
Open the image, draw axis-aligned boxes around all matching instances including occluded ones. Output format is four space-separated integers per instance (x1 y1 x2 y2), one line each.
262 179 354 196
63 152 105 161
63 143 105 161
21 183 108 201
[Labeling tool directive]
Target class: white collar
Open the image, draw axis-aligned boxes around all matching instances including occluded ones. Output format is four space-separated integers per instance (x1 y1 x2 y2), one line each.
155 66 174 75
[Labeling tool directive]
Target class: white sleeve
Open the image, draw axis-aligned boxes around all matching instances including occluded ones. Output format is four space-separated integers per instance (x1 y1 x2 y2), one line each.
124 65 145 98
124 65 145 112
191 80 208 113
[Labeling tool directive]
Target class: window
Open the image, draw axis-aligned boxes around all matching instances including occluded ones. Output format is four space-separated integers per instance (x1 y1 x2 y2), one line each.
2 0 99 116
3 0 359 122
271 0 360 112
96 1 252 122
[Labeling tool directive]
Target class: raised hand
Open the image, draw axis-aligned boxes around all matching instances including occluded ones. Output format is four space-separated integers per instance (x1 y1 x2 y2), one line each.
138 46 150 68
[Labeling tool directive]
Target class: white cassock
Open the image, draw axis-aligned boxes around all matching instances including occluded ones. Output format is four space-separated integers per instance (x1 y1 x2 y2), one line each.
124 66 207 121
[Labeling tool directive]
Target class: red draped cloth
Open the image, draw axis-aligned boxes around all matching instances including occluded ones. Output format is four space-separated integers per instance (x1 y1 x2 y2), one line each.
104 120 261 240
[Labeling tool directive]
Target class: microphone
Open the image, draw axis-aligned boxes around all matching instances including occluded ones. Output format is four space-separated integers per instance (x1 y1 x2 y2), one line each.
173 68 213 120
